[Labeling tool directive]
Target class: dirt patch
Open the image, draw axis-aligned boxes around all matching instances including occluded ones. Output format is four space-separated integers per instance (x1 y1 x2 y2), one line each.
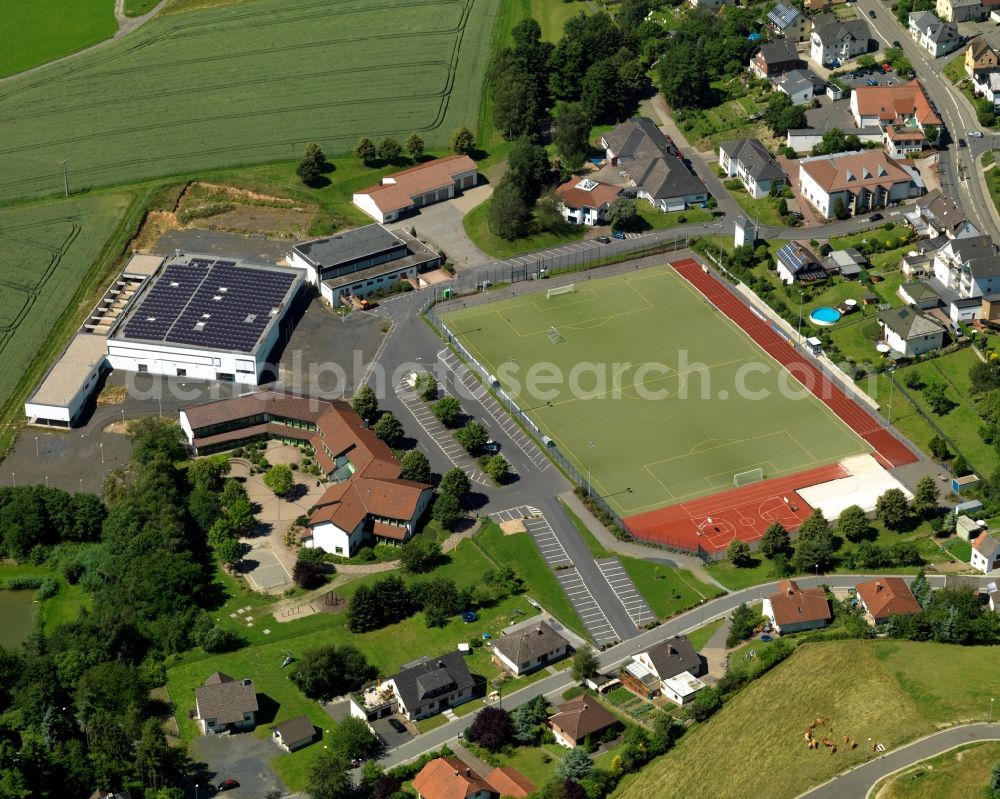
174 181 318 238
97 385 127 406
127 209 179 254
501 519 526 535
103 420 129 435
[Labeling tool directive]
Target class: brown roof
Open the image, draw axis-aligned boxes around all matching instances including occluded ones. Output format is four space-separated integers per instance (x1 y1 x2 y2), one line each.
183 392 330 433
271 715 315 745
968 36 998 61
195 675 258 724
309 477 429 531
852 81 942 126
492 621 568 667
412 757 498 799
356 155 479 214
555 177 622 210
800 151 912 194
549 696 619 742
856 578 922 620
487 767 536 798
767 580 832 626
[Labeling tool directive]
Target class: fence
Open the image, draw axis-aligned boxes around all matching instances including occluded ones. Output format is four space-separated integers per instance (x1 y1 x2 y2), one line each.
887 370 971 475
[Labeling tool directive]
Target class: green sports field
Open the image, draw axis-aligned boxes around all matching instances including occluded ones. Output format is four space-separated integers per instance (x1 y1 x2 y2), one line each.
443 267 870 516
0 0 496 202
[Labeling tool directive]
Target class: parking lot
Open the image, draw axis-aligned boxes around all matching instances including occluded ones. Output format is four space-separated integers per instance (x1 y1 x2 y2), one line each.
555 568 620 647
595 558 657 629
190 732 286 799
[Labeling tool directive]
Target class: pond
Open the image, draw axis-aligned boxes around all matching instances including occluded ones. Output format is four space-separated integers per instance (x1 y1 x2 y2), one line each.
0 590 36 648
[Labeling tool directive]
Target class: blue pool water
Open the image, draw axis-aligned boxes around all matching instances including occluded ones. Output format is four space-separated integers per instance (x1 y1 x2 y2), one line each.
809 306 842 326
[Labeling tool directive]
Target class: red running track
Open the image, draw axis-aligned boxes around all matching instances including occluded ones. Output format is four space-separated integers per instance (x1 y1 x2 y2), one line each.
625 463 848 554
671 258 917 469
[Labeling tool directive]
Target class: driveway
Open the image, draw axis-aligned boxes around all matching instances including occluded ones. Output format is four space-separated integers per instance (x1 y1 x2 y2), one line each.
403 192 488 269
190 733 286 799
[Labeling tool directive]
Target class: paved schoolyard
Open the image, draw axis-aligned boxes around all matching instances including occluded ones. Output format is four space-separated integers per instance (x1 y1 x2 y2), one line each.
190 732 287 799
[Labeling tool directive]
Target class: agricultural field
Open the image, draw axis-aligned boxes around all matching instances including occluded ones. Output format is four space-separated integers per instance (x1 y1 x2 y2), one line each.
615 640 1000 799
0 193 135 439
0 0 497 202
0 0 117 78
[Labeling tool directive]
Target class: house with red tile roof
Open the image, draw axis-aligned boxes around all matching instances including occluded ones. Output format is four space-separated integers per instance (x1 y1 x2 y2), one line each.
413 757 499 799
971 532 1000 573
855 577 922 626
555 177 622 226
763 580 832 634
849 81 943 156
352 155 479 223
797 150 920 218
486 767 536 798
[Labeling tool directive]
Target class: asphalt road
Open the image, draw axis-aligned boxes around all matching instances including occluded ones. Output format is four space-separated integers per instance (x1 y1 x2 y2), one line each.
798 722 1000 798
376 573 954 769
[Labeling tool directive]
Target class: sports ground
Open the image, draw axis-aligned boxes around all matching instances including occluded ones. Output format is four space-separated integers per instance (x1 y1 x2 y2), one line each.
443 263 875 522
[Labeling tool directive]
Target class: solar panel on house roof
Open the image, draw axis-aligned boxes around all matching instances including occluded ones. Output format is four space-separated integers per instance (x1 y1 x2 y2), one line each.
120 257 297 353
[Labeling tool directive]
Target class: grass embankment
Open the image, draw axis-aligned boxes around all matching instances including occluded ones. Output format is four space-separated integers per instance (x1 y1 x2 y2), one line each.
614 640 1000 799
0 563 90 633
463 199 587 259
872 741 1000 799
0 0 116 77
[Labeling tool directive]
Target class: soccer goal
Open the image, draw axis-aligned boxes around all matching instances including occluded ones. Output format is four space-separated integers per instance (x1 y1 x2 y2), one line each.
547 284 576 299
734 467 764 487
547 326 565 343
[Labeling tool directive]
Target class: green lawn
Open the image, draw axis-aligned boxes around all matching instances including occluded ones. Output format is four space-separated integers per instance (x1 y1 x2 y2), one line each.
0 0 117 78
686 618 725 651
635 203 714 230
674 84 770 152
872 741 1000 799
444 266 869 517
944 536 972 562
617 640 1000 799
123 0 161 15
828 222 913 253
463 199 587 259
0 0 498 202
857 371 939 464
731 189 789 227
943 53 967 85
531 0 588 42
473 521 587 639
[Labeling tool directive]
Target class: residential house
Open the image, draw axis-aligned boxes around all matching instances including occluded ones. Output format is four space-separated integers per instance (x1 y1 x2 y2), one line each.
965 37 999 77
908 12 961 58
773 68 826 105
270 716 316 752
973 70 1000 109
549 696 620 748
932 235 1000 319
485 768 536 799
798 150 920 217
413 758 499 799
823 247 867 279
898 280 944 309
850 80 943 156
555 178 622 226
383 652 475 721
786 127 883 153
718 139 787 198
689 0 736 10
750 40 806 79
855 578 923 625
352 154 478 223
631 635 706 706
490 621 570 676
600 118 708 212
904 189 980 239
763 580 832 634
619 659 661 700
193 672 258 735
768 2 812 41
810 14 871 66
936 0 984 23
877 306 946 355
776 241 827 284
971 532 1000 573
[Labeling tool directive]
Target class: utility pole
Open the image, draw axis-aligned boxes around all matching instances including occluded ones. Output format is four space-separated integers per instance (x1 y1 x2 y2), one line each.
59 160 69 197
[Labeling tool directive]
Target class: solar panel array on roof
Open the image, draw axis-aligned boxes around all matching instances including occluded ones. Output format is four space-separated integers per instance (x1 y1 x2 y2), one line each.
120 257 297 353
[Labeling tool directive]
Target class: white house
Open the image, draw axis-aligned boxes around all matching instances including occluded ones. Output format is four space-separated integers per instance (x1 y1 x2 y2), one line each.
352 155 478 224
718 139 787 198
877 307 946 355
555 178 622 226
773 69 825 105
763 580 832 634
798 150 918 218
810 14 870 66
490 622 569 676
776 241 827 284
908 11 961 58
932 235 1000 315
382 653 476 721
973 70 1000 109
631 636 706 706
971 533 1000 573
904 189 980 239
194 673 258 735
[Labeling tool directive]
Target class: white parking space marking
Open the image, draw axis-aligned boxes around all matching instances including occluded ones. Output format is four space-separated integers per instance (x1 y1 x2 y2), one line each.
595 557 657 628
556 568 619 646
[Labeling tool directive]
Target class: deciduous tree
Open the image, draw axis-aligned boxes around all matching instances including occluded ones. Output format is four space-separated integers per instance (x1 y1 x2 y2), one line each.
439 467 471 501
759 522 791 559
373 412 404 446
405 133 425 161
467 706 515 752
431 491 462 531
487 176 531 241
451 127 475 155
432 396 462 427
355 137 376 166
400 450 431 483
876 488 910 531
263 464 294 497
377 137 401 163
838 505 871 543
552 102 592 174
297 142 327 184
571 645 599 682
352 385 379 423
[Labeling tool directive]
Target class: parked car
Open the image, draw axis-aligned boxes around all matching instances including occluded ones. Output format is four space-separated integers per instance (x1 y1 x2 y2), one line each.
483 440 501 455
968 130 984 138
389 718 407 734
882 63 893 71
612 230 626 239
595 235 610 244
868 9 877 17
869 213 883 222
866 78 878 86
959 139 967 147
217 779 240 792
892 40 901 48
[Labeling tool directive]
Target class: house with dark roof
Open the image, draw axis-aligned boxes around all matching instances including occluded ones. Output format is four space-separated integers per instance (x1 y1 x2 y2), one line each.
936 0 984 23
773 68 826 105
971 532 1000 573
750 39 806 78
193 672 258 734
491 621 569 676
630 635 706 705
549 696 621 748
763 580 832 634
719 139 787 198
768 2 812 41
600 118 708 212
878 307 946 356
810 14 871 65
908 11 961 58
270 716 316 752
932 235 1000 318
965 37 999 78
777 242 827 284
855 578 922 625
383 652 475 721
904 189 980 240
413 757 499 799
352 155 478 224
